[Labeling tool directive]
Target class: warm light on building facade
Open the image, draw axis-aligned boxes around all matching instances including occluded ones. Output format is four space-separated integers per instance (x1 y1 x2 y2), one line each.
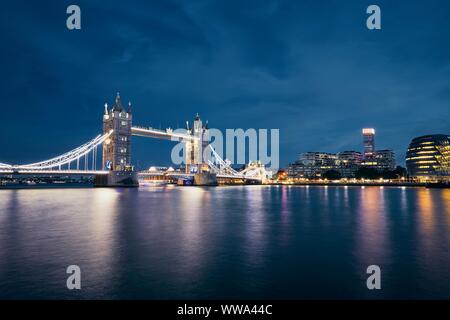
406 134 450 181
362 128 375 135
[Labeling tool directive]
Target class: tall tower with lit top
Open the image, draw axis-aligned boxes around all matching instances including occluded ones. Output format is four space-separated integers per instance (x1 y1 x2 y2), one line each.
362 128 375 159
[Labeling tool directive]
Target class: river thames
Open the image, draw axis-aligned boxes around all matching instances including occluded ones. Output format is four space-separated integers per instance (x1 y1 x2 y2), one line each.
0 185 449 299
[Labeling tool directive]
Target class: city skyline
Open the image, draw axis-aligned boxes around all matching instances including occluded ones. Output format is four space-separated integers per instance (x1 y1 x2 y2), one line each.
1 1 450 168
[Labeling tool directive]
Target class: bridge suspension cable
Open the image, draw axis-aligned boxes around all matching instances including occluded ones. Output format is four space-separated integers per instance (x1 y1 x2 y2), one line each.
207 145 269 181
1 130 113 171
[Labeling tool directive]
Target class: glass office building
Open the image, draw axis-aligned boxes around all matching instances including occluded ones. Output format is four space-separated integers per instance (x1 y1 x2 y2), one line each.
406 134 450 180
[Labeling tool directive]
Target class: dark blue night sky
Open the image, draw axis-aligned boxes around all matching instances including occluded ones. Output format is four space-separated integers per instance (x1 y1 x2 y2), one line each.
1 0 449 169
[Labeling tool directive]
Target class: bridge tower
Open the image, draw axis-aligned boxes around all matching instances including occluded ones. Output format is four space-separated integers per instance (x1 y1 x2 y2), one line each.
186 113 210 174
95 93 138 187
184 114 216 185
102 92 133 171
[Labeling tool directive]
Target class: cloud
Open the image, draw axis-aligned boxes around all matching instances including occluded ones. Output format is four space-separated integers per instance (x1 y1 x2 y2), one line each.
1 0 449 167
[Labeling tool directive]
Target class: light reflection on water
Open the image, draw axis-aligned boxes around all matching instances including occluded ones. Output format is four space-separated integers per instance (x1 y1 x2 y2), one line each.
0 186 449 299
356 187 390 268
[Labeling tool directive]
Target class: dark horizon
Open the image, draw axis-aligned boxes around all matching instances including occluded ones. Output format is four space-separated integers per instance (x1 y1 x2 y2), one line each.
1 0 450 168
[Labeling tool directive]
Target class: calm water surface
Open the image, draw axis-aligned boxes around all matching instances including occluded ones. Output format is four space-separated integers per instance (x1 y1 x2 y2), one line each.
0 185 449 299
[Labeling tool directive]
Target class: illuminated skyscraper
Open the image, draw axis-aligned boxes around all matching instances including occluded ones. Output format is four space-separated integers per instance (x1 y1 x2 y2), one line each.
362 128 375 158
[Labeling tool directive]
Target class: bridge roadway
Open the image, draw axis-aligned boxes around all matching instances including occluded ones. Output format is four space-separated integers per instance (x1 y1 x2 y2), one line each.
138 171 258 182
0 169 262 186
0 169 247 180
0 170 257 184
131 126 199 141
0 169 109 175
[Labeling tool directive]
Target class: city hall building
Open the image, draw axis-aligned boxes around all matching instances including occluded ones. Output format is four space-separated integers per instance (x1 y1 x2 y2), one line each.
406 134 450 181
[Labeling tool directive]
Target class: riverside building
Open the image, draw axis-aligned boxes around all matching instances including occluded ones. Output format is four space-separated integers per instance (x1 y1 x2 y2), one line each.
286 151 362 179
361 128 396 171
287 128 397 179
361 149 396 171
406 134 450 181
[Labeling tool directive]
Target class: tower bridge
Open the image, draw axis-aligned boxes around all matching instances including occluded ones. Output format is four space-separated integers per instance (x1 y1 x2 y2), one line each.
0 93 269 186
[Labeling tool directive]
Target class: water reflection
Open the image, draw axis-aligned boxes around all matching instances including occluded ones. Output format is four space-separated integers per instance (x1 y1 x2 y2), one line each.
441 190 450 226
355 187 390 267
0 189 123 298
244 186 267 267
416 189 435 236
0 191 21 281
413 188 450 295
343 186 349 209
400 187 408 213
1 186 450 299
279 186 291 244
178 187 209 279
84 189 119 289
